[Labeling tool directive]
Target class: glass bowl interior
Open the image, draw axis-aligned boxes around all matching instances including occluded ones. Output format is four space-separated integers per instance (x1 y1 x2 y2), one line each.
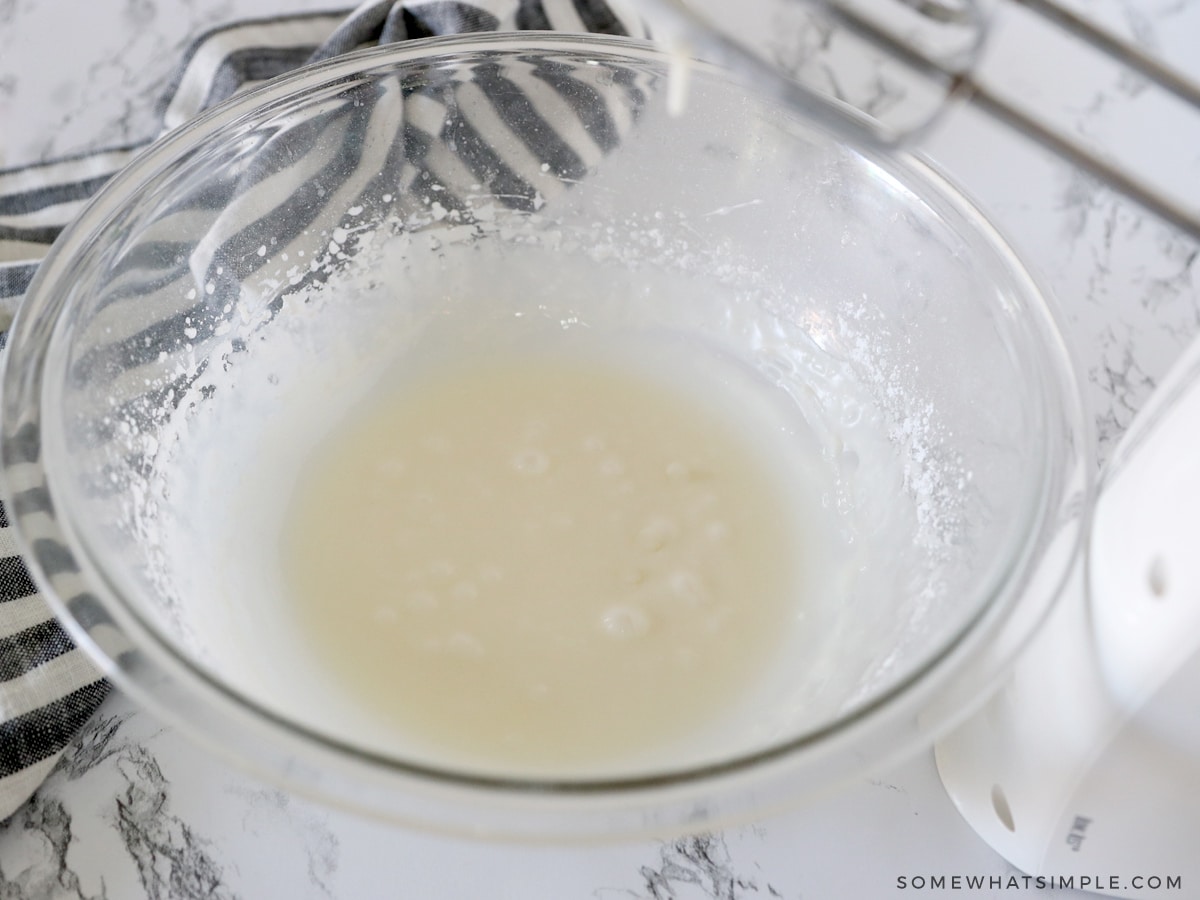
2 32 1088 837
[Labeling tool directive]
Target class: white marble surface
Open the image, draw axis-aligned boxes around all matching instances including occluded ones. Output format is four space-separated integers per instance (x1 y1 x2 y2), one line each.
1 0 1198 897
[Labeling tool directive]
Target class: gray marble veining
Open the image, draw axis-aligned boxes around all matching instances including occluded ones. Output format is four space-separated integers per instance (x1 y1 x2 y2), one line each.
1 702 236 899
614 833 786 899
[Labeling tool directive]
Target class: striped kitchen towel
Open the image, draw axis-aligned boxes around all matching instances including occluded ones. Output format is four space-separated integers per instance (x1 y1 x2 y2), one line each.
0 0 647 823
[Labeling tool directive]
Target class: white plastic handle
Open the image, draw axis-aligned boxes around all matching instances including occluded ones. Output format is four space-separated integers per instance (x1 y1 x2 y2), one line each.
1090 337 1200 747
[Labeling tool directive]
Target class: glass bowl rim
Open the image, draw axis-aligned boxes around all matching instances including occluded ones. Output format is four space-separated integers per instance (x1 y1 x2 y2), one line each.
0 31 1093 837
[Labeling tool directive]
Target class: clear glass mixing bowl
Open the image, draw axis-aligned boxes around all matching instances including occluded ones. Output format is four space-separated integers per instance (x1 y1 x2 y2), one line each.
0 33 1089 840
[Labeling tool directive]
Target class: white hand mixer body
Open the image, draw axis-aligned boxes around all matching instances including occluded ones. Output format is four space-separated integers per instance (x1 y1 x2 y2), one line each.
936 336 1200 898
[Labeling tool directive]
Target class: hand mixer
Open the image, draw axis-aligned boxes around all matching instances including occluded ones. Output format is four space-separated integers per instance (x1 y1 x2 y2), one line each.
635 2 1200 896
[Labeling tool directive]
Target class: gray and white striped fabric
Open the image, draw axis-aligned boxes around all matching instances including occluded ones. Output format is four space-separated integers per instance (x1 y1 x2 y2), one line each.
0 0 647 823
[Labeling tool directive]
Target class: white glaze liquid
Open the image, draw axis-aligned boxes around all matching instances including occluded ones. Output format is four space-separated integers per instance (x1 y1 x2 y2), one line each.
281 349 830 776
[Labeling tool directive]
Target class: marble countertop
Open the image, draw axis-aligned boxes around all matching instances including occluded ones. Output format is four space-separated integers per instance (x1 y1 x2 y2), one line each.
2 1 1198 897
